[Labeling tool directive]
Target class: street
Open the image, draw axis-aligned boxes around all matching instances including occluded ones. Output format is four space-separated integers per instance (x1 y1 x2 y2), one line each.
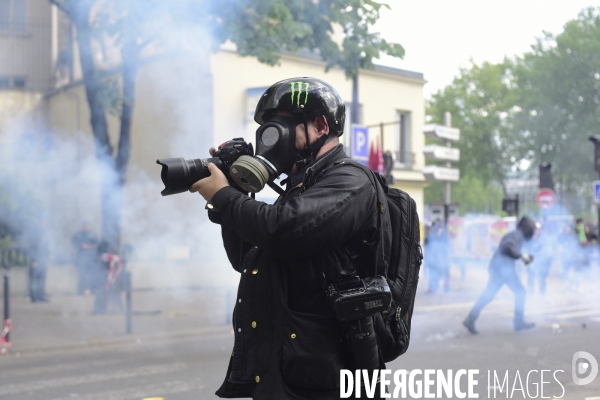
1 264 599 400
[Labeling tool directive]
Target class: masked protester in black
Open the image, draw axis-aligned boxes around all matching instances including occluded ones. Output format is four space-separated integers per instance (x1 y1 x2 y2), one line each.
463 216 538 334
71 221 98 294
190 78 392 400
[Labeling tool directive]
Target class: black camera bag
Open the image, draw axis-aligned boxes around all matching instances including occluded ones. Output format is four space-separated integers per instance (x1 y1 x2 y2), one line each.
327 159 423 363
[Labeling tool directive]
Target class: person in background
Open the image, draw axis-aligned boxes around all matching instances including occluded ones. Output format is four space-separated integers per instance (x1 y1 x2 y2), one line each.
28 218 52 302
559 224 579 283
425 219 450 293
463 216 538 334
526 226 553 296
93 241 124 314
571 218 591 291
575 218 588 246
71 221 98 294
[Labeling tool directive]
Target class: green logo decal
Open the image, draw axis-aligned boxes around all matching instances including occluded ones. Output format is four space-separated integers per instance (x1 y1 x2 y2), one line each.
290 82 310 107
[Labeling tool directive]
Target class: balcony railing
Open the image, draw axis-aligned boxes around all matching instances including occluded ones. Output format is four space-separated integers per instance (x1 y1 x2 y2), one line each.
393 151 415 171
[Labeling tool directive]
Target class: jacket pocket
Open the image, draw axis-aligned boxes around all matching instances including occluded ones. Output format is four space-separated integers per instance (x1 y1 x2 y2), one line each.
282 309 345 390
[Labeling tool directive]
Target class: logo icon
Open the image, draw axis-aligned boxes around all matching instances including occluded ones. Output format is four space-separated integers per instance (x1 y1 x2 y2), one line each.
572 351 598 385
290 82 310 107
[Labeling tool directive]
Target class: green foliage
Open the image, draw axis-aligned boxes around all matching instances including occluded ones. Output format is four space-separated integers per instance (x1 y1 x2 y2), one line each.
209 0 404 77
511 7 600 191
427 7 600 213
54 0 404 97
427 60 521 188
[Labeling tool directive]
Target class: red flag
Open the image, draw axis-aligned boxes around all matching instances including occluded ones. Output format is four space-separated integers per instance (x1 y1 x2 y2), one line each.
368 137 385 174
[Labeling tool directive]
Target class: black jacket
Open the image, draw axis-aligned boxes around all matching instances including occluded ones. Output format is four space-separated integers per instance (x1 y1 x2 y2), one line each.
489 229 525 271
208 145 391 399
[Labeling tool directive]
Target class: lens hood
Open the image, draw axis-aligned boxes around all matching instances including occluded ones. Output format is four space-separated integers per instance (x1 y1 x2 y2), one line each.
156 158 191 196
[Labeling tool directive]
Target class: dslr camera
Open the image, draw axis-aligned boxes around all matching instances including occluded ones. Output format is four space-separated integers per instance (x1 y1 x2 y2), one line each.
327 274 391 371
328 275 391 322
156 138 254 196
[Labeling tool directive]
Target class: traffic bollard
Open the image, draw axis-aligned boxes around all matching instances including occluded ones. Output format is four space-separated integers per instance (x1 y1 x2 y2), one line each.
2 275 11 353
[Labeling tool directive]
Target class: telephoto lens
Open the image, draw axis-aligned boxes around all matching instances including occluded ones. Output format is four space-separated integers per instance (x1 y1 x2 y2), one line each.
343 317 380 372
156 157 222 196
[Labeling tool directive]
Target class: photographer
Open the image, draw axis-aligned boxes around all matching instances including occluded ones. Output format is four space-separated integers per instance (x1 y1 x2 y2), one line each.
190 78 391 399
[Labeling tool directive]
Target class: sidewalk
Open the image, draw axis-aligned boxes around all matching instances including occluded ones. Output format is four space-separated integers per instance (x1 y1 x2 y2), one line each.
2 287 236 354
3 259 597 354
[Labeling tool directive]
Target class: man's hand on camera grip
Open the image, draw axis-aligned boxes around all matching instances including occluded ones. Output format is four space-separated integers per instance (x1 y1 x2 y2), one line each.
189 163 229 201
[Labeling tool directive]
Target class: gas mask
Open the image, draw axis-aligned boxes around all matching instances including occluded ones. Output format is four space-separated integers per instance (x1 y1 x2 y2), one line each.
229 114 301 193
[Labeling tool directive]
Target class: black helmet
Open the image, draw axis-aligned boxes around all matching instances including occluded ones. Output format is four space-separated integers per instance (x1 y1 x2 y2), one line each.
517 216 538 241
254 77 346 137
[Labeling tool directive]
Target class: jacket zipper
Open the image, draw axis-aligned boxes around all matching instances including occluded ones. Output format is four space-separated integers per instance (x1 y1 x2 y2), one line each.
397 194 415 308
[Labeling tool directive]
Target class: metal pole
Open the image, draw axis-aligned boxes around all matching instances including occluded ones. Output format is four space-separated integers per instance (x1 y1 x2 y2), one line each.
444 112 452 225
124 271 132 334
352 56 359 124
380 122 384 152
589 136 600 242
597 171 600 241
4 275 9 343
352 78 359 124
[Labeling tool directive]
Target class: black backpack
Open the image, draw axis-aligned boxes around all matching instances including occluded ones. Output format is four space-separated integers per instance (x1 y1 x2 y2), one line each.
332 160 423 362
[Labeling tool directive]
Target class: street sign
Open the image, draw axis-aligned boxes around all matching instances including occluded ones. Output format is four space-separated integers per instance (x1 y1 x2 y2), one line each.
351 125 369 162
594 181 600 203
423 145 460 162
423 124 460 141
536 188 556 209
422 165 460 182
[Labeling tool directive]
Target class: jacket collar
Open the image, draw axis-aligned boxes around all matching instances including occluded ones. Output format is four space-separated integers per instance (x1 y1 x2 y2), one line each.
285 144 347 190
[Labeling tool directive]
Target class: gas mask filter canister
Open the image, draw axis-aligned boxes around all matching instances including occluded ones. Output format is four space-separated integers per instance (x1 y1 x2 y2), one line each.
230 115 299 193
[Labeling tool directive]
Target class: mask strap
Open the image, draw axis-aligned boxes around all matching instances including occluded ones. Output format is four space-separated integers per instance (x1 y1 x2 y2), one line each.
267 181 285 196
295 110 328 168
293 113 312 169
303 113 312 160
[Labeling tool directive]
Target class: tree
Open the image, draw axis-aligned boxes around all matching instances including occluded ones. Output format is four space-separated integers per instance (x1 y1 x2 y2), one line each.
511 7 600 194
48 0 405 250
211 0 405 124
426 60 522 210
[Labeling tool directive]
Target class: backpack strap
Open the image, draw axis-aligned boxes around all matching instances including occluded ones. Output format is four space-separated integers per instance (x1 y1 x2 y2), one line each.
324 159 389 277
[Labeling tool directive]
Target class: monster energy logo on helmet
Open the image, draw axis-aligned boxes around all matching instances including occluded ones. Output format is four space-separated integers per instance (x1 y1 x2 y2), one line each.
290 82 310 107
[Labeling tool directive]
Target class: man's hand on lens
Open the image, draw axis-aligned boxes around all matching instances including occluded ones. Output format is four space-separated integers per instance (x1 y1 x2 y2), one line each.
189 163 229 201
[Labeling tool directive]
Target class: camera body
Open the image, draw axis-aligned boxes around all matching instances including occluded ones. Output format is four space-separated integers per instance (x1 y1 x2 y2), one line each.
210 138 254 176
327 275 391 323
328 274 391 372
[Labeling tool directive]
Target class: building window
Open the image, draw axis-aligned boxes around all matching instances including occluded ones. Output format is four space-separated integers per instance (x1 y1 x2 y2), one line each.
0 0 27 32
394 111 412 169
0 76 27 89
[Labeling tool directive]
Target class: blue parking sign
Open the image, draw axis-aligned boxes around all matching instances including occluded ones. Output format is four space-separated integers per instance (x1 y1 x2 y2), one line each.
352 125 369 163
594 181 600 203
